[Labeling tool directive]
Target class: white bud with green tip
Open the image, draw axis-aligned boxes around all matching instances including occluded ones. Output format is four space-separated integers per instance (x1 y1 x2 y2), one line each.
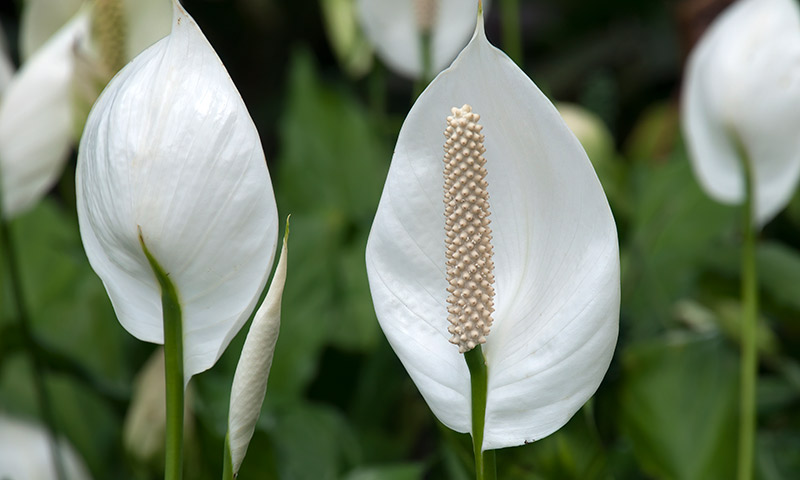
226 222 289 476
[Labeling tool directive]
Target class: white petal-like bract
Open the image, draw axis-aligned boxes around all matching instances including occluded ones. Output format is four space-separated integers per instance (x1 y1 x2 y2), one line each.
682 0 800 226
0 10 90 219
0 415 92 480
365 16 619 450
356 0 486 78
77 0 278 381
228 228 288 474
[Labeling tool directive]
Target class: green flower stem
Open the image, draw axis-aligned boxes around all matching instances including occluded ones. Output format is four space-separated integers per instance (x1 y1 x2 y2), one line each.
139 232 184 480
0 199 66 480
500 0 523 65
222 433 234 480
464 345 496 480
737 155 758 480
413 31 433 99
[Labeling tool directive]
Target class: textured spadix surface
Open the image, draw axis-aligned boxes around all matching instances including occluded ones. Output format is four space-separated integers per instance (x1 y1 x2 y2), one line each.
365 16 620 450
356 0 485 78
682 0 800 226
77 0 278 381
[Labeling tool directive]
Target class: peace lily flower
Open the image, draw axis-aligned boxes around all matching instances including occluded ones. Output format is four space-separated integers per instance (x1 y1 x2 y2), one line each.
0 9 91 218
356 0 488 79
76 0 279 381
0 0 173 219
365 8 619 452
0 415 92 480
681 0 800 227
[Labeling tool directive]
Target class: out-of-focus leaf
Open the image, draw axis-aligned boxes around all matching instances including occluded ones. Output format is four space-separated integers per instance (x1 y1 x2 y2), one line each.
275 50 388 355
261 402 360 479
758 430 800 480
1 199 133 386
622 155 737 337
755 241 800 312
277 49 387 217
0 356 120 478
342 463 424 480
619 333 738 480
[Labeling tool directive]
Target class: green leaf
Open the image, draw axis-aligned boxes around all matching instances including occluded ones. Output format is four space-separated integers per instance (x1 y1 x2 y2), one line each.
342 464 425 480
619 333 738 480
262 402 360 480
1 199 133 387
274 50 389 356
622 155 737 338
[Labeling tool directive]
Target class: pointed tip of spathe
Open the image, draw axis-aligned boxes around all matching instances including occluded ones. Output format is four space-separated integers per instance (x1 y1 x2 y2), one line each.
171 0 189 26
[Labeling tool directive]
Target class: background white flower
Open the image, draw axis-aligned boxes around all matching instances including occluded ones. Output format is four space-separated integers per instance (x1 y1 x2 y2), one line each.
682 0 800 226
356 0 488 78
0 415 92 480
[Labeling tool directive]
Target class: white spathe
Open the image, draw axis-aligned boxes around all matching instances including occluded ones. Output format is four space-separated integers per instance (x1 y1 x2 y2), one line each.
77 0 278 381
0 415 92 480
20 0 84 60
228 229 288 474
0 10 90 218
682 0 800 227
365 15 620 450
356 0 487 79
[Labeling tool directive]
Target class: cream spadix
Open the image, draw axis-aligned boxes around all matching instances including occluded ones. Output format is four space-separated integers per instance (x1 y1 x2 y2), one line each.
681 0 800 226
365 12 620 450
77 0 278 381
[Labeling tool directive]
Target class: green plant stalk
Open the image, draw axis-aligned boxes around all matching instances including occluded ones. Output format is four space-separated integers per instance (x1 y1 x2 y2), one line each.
140 233 184 480
465 345 496 480
413 31 433 99
222 433 234 480
0 195 66 480
737 155 758 480
500 0 523 65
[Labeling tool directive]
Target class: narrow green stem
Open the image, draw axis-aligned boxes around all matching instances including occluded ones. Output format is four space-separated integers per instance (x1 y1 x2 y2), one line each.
500 0 523 65
737 156 758 480
464 346 496 480
0 204 66 480
139 233 184 480
413 31 433 99
222 433 234 480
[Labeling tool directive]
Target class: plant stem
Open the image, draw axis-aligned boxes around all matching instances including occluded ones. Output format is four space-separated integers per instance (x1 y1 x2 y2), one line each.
413 31 433 99
139 232 184 480
0 206 66 480
500 0 523 65
737 155 758 480
222 433 234 480
465 345 496 480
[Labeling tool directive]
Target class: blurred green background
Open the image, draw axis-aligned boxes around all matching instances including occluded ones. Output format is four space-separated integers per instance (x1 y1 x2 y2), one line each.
2 0 800 478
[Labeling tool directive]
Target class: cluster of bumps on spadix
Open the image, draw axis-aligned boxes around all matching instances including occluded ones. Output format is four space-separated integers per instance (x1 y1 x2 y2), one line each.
443 104 496 353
